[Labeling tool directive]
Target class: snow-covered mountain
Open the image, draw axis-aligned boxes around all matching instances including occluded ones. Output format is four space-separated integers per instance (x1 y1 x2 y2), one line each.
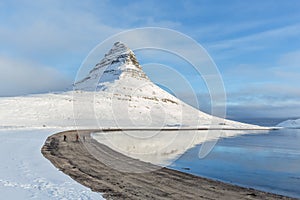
73 42 265 129
277 118 300 128
0 42 266 130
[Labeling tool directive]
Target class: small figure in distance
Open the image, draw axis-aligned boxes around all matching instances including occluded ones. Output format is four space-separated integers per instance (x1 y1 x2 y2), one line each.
76 134 79 142
63 135 67 142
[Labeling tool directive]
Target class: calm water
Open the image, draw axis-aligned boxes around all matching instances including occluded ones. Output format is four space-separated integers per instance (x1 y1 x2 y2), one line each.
169 127 300 198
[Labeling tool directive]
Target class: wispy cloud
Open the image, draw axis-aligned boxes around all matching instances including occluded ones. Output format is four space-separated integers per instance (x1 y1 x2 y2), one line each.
0 1 121 57
209 23 300 53
0 55 71 96
218 50 300 118
278 51 300 68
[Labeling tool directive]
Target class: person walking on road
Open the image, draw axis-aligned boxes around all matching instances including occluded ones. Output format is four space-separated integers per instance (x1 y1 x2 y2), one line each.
63 135 67 142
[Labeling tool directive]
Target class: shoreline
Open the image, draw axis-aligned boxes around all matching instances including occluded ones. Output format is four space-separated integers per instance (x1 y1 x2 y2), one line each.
41 130 294 200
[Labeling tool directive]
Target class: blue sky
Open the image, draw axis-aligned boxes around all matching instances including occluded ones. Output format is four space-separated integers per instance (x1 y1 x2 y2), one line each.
0 0 299 119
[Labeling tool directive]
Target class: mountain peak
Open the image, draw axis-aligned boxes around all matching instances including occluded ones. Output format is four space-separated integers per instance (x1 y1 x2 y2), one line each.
75 42 149 90
102 41 141 69
108 41 129 54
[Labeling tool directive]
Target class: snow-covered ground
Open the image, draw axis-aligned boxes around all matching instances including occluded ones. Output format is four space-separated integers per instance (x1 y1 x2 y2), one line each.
0 128 103 199
277 118 300 128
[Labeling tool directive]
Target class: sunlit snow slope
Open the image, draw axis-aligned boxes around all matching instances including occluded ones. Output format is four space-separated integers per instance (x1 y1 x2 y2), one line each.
0 42 265 130
277 118 300 128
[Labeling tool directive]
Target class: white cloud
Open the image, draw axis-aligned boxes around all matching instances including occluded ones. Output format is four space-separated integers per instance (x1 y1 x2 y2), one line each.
0 55 71 96
209 48 300 119
0 3 121 56
223 49 300 87
208 23 300 53
278 51 300 68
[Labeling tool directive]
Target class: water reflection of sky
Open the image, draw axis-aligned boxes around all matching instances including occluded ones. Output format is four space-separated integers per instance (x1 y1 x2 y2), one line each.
169 129 300 198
